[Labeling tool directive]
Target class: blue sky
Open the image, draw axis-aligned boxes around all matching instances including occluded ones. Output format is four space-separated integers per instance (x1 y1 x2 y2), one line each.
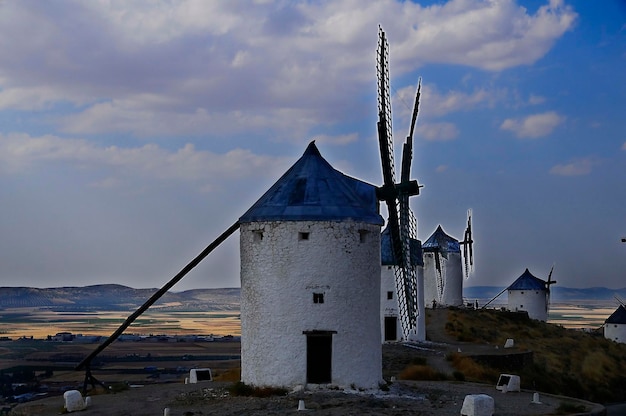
0 0 624 290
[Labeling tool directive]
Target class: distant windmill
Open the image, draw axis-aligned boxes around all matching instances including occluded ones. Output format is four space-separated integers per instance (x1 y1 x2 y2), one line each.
482 267 555 321
422 211 474 307
605 295 626 343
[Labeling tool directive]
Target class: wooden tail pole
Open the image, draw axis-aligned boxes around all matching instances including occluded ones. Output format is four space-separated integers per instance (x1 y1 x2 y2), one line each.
75 221 241 372
481 286 508 309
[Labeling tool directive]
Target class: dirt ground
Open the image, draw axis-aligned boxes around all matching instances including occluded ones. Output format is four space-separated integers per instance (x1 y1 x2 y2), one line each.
8 379 604 416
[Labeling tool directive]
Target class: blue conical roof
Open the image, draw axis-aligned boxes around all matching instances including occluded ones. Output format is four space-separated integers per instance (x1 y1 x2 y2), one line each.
422 225 460 253
507 269 547 291
606 305 626 324
239 141 384 225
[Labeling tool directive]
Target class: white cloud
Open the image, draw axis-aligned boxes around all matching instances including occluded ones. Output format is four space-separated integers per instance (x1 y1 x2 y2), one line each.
528 94 546 105
417 122 459 141
392 0 577 71
314 133 359 146
549 158 594 176
393 82 501 135
0 1 577 140
500 111 565 138
0 133 287 189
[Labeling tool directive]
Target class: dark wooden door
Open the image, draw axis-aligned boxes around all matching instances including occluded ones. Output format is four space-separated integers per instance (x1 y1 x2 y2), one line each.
384 316 397 341
306 333 332 384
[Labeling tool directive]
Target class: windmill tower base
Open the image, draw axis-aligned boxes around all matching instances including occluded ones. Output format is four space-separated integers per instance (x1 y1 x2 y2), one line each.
240 220 383 389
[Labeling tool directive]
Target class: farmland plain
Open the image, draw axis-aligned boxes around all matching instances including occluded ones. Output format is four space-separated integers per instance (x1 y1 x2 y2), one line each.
0 309 240 339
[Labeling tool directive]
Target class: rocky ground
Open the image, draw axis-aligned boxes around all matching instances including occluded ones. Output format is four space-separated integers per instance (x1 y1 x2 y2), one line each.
9 379 605 416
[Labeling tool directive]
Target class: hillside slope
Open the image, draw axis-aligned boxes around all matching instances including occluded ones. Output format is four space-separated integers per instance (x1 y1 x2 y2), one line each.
422 307 626 403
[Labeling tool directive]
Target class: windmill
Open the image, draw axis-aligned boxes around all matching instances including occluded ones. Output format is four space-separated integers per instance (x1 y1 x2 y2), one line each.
375 26 422 340
482 266 555 321
422 211 474 307
545 263 557 313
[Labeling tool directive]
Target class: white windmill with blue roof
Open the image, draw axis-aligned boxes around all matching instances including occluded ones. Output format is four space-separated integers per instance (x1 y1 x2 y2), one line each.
421 216 473 308
506 268 555 321
239 141 386 388
604 297 626 343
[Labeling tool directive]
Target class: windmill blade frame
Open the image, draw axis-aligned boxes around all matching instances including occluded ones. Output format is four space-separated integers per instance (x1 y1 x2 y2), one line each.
376 26 421 339
460 209 474 279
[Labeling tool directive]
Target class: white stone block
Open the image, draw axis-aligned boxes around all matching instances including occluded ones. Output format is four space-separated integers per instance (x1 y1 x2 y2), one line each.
504 338 514 348
297 399 307 411
189 368 212 383
63 390 86 412
460 394 494 416
496 374 521 392
531 392 542 404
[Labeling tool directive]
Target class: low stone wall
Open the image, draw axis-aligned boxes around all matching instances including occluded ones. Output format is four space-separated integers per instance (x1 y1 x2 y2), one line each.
469 350 534 371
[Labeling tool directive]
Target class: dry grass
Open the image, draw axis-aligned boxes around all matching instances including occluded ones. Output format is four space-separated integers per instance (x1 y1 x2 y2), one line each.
213 366 241 382
398 364 447 381
440 308 626 403
446 352 499 382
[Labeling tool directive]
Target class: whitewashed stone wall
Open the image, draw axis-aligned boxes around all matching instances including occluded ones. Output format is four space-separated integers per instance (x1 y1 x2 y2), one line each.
240 220 382 389
380 266 425 342
507 290 547 321
604 323 626 343
422 252 463 307
380 266 401 342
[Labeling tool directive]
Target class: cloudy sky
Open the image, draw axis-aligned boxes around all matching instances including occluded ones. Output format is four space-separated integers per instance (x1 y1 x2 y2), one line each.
0 0 624 291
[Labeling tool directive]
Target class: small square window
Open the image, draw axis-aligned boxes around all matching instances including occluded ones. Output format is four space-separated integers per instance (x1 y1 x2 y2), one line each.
299 232 310 241
313 293 324 304
253 231 263 242
358 229 369 243
387 291 393 300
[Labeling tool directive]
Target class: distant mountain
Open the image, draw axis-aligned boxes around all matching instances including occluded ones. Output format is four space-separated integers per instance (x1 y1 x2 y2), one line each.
465 286 626 302
0 285 240 311
2 284 624 312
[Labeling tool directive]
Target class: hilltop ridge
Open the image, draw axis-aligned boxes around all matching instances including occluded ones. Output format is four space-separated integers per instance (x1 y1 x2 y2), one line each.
0 286 240 311
2 284 624 311
465 285 626 301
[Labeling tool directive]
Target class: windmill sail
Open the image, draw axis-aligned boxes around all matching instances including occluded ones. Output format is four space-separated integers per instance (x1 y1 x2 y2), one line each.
376 27 421 339
460 209 474 279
